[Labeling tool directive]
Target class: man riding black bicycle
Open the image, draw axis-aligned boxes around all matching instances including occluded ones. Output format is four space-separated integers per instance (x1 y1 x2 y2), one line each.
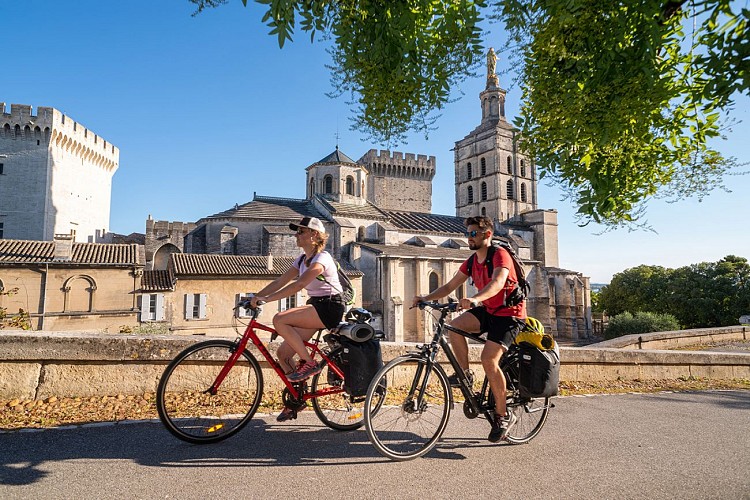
412 216 526 442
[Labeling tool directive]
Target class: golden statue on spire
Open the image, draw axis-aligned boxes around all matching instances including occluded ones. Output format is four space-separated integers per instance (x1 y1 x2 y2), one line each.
486 47 499 88
487 47 497 78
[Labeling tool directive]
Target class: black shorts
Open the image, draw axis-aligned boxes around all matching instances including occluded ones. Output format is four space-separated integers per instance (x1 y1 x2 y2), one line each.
307 295 346 330
467 307 525 347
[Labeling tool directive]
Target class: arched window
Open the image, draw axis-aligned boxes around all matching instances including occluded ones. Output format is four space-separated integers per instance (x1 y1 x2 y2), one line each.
63 275 96 313
357 226 365 242
507 156 512 174
467 163 473 180
481 182 488 201
346 176 354 195
521 183 527 202
467 186 474 204
506 179 515 200
480 157 486 176
429 272 439 293
481 207 487 216
309 179 315 195
520 159 526 177
324 175 333 194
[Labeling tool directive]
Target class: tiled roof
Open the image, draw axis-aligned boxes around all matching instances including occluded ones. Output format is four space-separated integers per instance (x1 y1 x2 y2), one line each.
170 254 293 276
205 196 325 220
169 253 363 277
315 147 357 165
357 242 471 260
141 270 175 291
382 210 466 235
316 196 389 221
0 239 142 265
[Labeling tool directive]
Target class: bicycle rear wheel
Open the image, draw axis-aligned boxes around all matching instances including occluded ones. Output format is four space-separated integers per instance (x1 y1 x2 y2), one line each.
504 394 550 444
364 355 451 461
156 340 263 444
311 361 385 431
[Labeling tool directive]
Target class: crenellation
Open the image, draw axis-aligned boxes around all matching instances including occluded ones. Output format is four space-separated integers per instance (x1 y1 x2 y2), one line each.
1 103 119 165
1 102 119 242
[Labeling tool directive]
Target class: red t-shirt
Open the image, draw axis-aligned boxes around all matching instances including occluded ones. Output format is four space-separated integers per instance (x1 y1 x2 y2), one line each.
459 246 526 317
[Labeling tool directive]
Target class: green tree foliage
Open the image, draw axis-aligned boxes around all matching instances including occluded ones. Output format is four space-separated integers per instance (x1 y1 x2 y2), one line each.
599 265 673 316
0 288 32 330
599 255 750 328
189 0 747 225
604 311 681 339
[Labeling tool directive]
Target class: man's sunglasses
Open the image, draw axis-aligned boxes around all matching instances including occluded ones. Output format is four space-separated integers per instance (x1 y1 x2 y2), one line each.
465 230 481 237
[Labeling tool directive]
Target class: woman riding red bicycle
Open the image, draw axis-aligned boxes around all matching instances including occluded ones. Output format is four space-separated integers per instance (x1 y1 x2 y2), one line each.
249 216 347 421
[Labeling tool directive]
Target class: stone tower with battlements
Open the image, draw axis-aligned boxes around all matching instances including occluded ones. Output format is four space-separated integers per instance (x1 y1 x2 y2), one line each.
358 149 436 212
453 52 537 222
0 103 119 242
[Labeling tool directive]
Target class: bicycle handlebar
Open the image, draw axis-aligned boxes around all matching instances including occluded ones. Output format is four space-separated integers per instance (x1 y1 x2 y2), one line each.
235 298 265 311
417 300 459 313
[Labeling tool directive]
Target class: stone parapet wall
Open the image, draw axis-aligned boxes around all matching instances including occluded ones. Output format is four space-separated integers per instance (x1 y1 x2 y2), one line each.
1 330 749 400
591 326 747 350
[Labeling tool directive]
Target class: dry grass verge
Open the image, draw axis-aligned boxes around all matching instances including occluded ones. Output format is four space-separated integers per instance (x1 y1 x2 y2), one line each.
1 377 748 430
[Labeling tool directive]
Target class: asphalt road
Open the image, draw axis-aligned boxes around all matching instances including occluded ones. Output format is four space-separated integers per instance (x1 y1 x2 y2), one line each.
1 390 748 499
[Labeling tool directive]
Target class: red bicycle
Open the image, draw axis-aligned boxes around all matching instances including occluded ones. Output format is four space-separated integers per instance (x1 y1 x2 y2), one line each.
156 302 385 444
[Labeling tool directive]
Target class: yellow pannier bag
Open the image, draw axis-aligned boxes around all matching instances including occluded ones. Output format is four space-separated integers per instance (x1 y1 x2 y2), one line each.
515 330 556 351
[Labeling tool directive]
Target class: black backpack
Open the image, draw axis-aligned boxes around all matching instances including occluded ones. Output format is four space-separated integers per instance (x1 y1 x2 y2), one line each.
466 239 530 307
296 254 356 306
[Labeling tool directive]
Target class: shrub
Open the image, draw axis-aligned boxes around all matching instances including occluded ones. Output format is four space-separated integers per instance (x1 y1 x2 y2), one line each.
118 323 170 335
0 288 32 330
604 311 681 340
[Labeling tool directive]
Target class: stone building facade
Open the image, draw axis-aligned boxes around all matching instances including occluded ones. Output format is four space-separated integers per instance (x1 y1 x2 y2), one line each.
0 235 143 331
168 53 592 341
0 103 119 242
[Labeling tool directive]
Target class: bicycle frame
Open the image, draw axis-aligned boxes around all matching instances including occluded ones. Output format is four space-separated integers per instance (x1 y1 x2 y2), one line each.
209 308 346 403
416 303 504 421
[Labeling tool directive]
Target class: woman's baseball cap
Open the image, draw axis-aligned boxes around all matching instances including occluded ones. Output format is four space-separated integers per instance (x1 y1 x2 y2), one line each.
289 216 326 234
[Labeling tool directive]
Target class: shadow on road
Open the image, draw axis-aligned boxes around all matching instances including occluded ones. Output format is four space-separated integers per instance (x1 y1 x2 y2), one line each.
0 416 482 485
637 390 750 411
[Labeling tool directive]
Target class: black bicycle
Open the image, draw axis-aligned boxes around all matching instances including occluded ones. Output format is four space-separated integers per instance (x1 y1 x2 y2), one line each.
363 300 553 461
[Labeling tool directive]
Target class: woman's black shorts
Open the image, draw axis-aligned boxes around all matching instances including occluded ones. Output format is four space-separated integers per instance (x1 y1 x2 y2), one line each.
307 295 346 330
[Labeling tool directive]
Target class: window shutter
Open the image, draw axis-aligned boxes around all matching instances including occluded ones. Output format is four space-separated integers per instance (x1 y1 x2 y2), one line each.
198 294 207 319
138 295 144 322
185 294 194 320
155 294 165 321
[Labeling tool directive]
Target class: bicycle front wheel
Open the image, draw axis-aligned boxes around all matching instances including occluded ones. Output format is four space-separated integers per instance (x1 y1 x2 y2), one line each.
311 361 385 431
505 394 550 444
364 355 451 461
156 340 263 444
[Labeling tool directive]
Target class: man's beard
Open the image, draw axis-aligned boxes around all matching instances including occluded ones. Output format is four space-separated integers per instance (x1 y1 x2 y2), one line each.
469 241 480 250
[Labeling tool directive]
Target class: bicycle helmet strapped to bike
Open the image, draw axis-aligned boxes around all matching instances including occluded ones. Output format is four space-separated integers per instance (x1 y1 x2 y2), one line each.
524 317 545 335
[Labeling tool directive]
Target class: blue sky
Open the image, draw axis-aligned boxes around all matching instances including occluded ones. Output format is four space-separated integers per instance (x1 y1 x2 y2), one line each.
2 1 748 283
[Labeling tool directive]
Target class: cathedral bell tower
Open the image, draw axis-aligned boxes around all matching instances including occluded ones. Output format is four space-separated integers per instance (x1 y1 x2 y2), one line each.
453 49 537 222
306 146 368 206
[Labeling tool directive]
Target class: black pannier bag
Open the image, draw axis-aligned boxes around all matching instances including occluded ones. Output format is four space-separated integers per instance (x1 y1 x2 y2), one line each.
517 342 560 399
339 337 383 397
